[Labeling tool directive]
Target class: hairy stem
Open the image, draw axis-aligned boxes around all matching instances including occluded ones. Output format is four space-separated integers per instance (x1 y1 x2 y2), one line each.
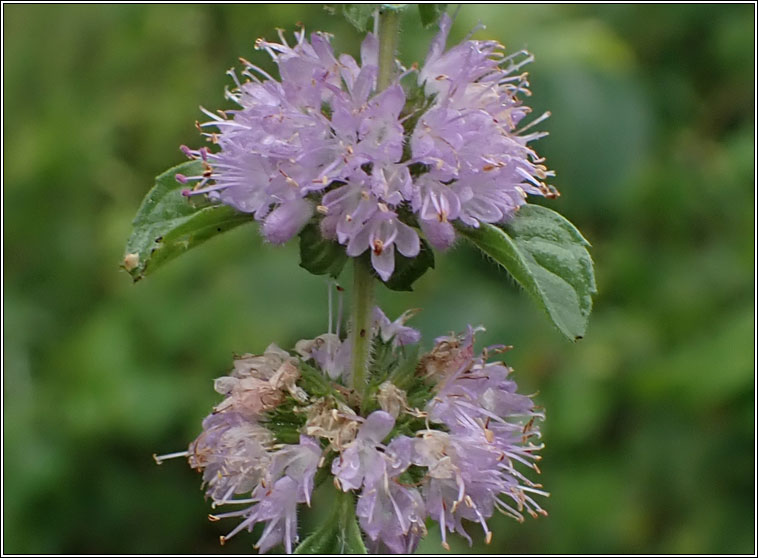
376 7 400 91
349 259 374 397
349 8 400 399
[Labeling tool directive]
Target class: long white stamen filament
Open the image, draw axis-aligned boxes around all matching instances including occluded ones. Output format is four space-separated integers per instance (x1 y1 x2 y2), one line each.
328 281 333 335
153 451 188 464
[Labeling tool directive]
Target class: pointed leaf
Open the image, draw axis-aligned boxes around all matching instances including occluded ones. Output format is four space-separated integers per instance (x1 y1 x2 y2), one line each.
458 205 596 341
342 4 409 32
122 161 255 282
342 4 380 32
418 4 447 27
294 489 367 554
299 222 348 278
382 238 435 292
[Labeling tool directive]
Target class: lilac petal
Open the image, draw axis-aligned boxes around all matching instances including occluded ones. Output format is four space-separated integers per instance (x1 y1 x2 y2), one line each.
357 482 426 554
358 410 395 443
371 243 395 282
394 220 421 257
424 13 453 68
330 102 359 138
374 307 422 347
373 84 406 119
352 65 377 105
360 33 379 68
262 198 314 244
338 53 361 90
331 445 365 491
346 222 372 257
310 33 337 67
385 435 414 474
461 196 504 224
420 218 456 251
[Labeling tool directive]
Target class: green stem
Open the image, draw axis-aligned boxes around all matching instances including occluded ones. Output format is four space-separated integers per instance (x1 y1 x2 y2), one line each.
376 7 401 91
349 259 374 397
349 7 400 399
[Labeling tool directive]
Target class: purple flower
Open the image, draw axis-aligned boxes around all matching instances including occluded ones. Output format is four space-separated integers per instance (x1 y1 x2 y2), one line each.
294 306 419 382
414 326 547 547
356 435 427 554
262 198 315 245
188 412 273 504
268 435 322 506
332 413 426 553
295 333 351 380
323 181 420 281
218 476 300 553
409 13 558 248
332 410 395 490
373 307 421 347
213 435 323 553
179 15 554 282
180 27 416 280
161 318 547 553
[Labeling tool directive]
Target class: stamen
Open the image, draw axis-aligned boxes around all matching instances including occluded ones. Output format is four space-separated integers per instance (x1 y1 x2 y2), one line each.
439 501 449 550
153 451 188 465
328 281 333 335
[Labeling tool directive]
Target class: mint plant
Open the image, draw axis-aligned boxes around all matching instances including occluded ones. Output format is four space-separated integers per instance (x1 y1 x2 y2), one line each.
125 5 595 553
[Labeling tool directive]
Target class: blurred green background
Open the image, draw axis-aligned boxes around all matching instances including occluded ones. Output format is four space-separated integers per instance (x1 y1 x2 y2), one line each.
3 4 754 554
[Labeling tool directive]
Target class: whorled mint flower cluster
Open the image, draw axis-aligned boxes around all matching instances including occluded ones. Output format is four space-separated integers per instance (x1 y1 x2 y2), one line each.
178 15 556 281
155 308 546 553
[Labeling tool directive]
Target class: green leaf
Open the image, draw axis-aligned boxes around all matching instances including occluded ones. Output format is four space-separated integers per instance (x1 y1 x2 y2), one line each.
458 205 597 341
298 222 348 278
382 238 435 292
342 4 408 31
294 489 367 554
418 4 447 27
342 4 380 32
122 161 255 282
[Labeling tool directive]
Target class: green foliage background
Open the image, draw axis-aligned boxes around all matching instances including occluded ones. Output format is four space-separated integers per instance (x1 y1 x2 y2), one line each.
3 4 754 554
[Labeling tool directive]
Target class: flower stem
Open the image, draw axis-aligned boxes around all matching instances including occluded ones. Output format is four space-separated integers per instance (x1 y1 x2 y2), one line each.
349 7 400 399
376 7 401 91
349 259 374 397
